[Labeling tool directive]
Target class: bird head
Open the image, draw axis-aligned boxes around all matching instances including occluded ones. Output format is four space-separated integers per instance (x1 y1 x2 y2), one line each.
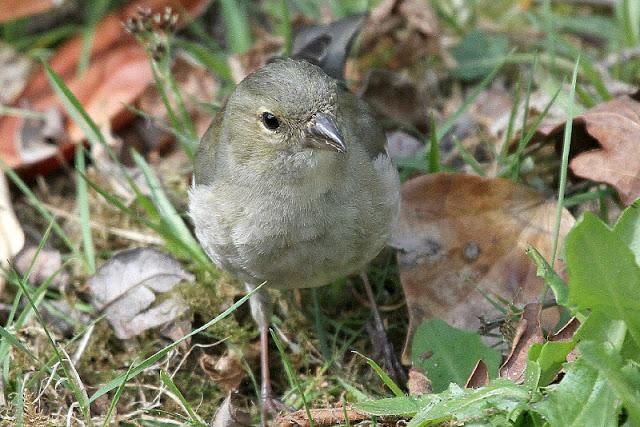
225 59 346 163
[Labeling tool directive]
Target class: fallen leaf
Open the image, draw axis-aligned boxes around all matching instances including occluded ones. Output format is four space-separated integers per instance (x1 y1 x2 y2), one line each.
0 0 59 23
359 69 432 131
14 243 68 291
499 303 544 383
0 0 211 172
392 173 575 363
360 0 438 70
198 350 245 393
0 172 24 295
545 93 640 205
88 247 194 339
465 360 489 389
386 130 423 161
211 394 251 427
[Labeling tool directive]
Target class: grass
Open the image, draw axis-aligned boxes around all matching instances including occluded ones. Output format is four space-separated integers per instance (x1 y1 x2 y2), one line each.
1 0 637 424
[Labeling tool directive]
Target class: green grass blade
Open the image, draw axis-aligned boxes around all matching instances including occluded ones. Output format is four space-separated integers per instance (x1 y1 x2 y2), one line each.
160 370 207 425
101 360 136 427
89 282 264 403
551 56 580 268
452 138 485 176
428 115 440 173
75 145 95 274
14 374 25 427
220 0 253 53
353 351 404 397
271 329 315 426
131 150 209 267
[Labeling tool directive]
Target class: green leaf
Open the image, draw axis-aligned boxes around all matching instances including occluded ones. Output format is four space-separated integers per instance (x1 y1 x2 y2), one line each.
353 351 403 397
407 380 529 427
579 341 640 424
451 31 509 80
353 395 435 417
411 319 501 393
527 340 575 388
565 212 640 347
526 246 568 306
613 198 640 266
534 358 619 427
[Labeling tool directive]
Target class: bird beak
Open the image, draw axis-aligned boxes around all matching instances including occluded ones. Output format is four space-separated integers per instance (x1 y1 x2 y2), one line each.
305 112 346 153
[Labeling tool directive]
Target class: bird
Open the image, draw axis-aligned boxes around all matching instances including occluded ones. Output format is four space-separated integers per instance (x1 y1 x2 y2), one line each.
188 58 400 421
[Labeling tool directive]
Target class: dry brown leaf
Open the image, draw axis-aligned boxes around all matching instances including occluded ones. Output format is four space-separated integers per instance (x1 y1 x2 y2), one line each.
88 247 194 339
386 130 423 161
0 0 211 172
465 360 489 388
564 94 640 205
198 350 245 393
360 0 439 70
211 394 251 427
392 173 575 363
499 303 544 383
228 32 283 84
0 0 59 23
14 243 68 291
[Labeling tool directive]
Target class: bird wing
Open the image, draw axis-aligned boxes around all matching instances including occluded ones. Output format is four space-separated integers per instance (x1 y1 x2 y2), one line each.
338 87 387 160
193 109 224 186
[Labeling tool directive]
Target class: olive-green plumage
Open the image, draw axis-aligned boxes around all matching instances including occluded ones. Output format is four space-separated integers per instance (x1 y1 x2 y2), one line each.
189 59 399 415
189 59 400 294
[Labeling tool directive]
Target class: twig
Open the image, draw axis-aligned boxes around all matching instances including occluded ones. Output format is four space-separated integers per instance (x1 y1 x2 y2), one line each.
274 405 400 427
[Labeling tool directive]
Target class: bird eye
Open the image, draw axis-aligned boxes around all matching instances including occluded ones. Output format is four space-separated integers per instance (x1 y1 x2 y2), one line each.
261 112 280 130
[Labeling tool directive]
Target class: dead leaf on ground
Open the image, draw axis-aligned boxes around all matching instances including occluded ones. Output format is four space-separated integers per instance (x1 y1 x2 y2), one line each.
211 393 251 427
88 247 194 339
499 302 544 383
0 0 60 23
199 350 245 393
0 172 24 295
0 0 211 173
465 360 489 388
360 0 439 70
359 69 433 131
544 93 640 205
386 130 423 161
14 243 68 291
392 173 575 363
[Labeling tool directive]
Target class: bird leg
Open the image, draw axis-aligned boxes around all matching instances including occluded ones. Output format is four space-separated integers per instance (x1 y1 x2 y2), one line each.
245 283 285 423
360 272 407 386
